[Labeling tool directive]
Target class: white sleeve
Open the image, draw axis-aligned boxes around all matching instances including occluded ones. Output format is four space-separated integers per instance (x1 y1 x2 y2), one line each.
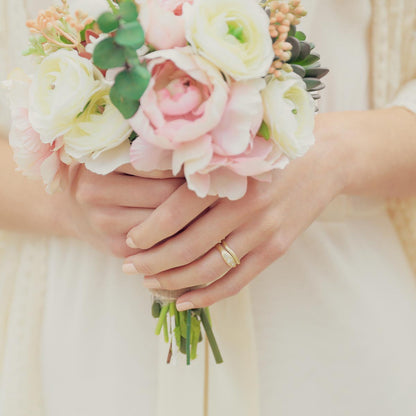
386 79 416 115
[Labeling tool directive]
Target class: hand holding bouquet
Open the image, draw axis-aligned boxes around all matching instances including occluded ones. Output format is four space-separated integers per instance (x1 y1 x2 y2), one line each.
4 0 328 364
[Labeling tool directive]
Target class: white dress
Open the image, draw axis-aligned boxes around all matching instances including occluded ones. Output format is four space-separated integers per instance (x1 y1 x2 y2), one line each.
1 1 416 415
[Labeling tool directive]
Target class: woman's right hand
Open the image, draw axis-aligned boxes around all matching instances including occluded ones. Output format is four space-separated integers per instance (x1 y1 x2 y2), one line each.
62 164 184 258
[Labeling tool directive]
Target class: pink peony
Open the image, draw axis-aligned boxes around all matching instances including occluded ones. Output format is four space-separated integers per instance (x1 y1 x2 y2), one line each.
130 48 288 200
129 47 229 148
138 0 193 50
5 72 64 193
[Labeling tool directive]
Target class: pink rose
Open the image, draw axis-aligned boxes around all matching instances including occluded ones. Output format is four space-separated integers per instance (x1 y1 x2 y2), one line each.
138 0 193 50
5 73 63 193
130 49 288 200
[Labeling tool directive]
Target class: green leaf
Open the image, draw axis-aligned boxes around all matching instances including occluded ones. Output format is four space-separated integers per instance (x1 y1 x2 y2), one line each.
295 31 306 41
97 12 120 33
293 52 320 67
93 38 126 69
114 66 150 100
305 67 329 79
80 21 96 42
304 78 325 91
258 121 270 141
288 25 296 37
124 46 141 67
110 87 140 119
115 21 145 48
119 0 139 22
291 64 306 78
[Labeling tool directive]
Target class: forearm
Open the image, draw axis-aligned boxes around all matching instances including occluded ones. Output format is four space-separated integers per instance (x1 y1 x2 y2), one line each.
318 107 416 198
0 138 69 236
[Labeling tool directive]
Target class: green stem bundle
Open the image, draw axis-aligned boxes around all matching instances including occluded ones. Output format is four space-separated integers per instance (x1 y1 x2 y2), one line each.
152 301 223 365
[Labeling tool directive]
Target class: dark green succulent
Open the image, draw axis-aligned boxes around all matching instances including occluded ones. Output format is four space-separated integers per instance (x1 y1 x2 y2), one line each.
286 26 329 100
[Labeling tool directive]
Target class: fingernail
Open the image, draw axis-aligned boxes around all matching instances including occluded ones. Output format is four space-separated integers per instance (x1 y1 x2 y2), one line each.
126 237 138 249
143 278 161 289
176 301 195 312
122 263 138 274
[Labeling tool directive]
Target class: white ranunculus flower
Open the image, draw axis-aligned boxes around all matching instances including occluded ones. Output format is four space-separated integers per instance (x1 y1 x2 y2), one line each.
262 72 315 159
29 49 103 142
63 88 132 174
184 0 274 81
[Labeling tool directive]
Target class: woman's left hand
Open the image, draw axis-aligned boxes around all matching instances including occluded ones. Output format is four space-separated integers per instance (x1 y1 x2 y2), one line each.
121 112 350 310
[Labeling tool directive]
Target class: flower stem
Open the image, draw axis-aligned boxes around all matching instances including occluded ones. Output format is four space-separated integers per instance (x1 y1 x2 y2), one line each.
106 0 118 13
200 308 223 364
186 310 191 365
155 304 169 336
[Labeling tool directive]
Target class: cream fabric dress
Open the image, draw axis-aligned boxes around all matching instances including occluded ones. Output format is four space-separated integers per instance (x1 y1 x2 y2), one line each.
1 1 416 415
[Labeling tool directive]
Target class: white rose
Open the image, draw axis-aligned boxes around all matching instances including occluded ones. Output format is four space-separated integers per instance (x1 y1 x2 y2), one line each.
29 49 103 142
184 0 274 81
63 88 132 175
262 72 315 159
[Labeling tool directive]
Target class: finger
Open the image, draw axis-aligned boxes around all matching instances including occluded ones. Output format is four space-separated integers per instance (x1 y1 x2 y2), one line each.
91 207 153 235
175 238 281 310
123 197 257 275
75 168 183 208
139 218 270 290
123 198 271 276
126 183 217 250
116 164 183 179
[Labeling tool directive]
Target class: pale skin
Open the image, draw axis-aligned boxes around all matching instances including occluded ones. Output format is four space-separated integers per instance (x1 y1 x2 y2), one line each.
121 107 416 311
1 107 415 311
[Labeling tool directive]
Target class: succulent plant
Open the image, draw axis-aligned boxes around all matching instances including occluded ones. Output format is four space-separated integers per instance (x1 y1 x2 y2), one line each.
285 26 329 100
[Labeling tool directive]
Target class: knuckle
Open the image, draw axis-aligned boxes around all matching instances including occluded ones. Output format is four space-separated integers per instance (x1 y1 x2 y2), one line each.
175 243 197 265
75 178 98 205
108 238 130 258
270 234 289 259
157 205 183 233
200 264 223 284
154 180 182 204
133 258 155 276
92 212 114 232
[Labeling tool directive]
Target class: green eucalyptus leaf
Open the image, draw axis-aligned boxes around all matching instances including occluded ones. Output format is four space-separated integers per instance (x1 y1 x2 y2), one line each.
93 38 126 69
295 31 306 41
97 11 119 33
124 46 140 67
258 121 270 140
110 87 140 119
114 66 150 100
115 21 145 48
119 0 139 22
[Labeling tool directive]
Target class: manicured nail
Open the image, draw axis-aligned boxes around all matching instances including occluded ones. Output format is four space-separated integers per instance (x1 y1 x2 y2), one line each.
126 237 138 249
176 301 195 312
122 263 138 274
143 278 161 289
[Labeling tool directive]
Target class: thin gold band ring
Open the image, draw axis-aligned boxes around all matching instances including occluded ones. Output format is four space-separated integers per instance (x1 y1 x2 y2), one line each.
216 240 241 268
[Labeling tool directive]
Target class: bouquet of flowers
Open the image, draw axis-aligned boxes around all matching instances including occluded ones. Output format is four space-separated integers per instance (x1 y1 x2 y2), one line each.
4 0 328 365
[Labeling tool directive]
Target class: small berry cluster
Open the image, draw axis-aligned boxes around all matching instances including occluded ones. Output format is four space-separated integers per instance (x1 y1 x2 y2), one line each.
265 0 307 78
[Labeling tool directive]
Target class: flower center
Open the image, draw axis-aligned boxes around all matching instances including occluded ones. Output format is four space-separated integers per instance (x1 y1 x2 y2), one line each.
226 19 245 43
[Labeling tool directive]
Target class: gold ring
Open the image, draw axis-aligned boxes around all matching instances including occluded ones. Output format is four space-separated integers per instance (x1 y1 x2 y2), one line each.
221 240 241 265
216 241 240 268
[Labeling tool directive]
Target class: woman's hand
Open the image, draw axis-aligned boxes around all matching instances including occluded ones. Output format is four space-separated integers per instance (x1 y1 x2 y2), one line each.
121 107 416 309
121 111 347 308
61 164 184 258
